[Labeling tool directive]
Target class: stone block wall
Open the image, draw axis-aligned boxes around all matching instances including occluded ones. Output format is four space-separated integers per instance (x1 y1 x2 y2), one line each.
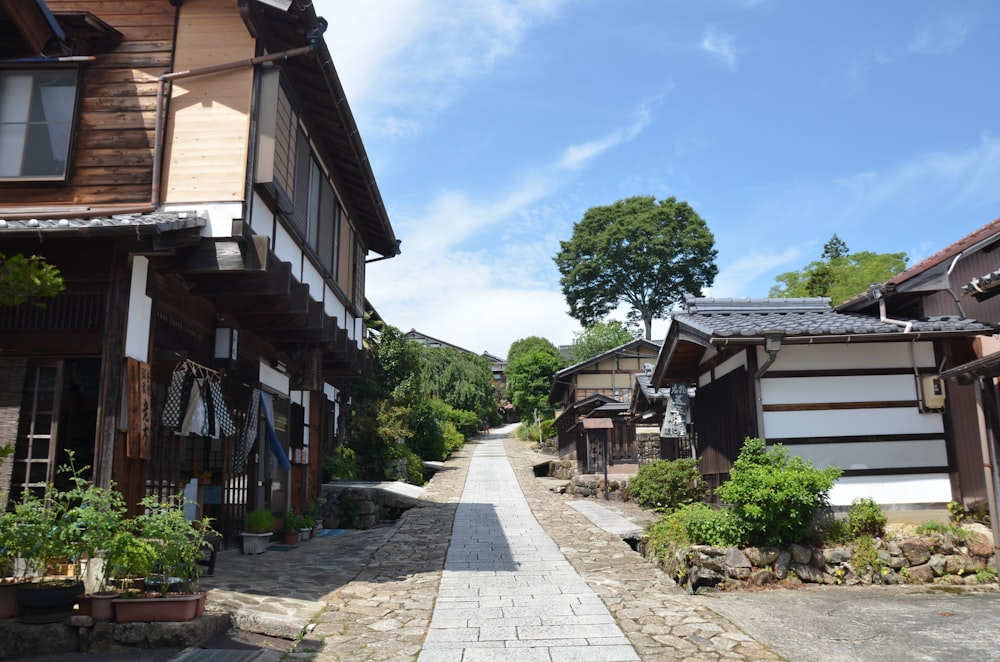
642 528 997 593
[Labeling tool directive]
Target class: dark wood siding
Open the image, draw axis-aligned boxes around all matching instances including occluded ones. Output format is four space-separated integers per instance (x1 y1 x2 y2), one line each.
693 367 757 486
1 1 176 207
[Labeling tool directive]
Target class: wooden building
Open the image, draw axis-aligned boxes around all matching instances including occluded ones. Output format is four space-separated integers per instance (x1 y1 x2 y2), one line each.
0 0 398 544
647 297 993 507
837 217 1000 510
548 338 661 475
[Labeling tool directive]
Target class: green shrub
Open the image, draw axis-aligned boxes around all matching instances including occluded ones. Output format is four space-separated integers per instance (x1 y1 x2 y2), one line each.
850 535 884 576
447 407 481 438
669 502 740 547
628 458 706 511
442 420 464 455
848 497 887 538
715 437 842 548
323 444 358 480
243 508 276 533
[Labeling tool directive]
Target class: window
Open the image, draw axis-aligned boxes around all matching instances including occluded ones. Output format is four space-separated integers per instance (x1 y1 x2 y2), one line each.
0 69 79 180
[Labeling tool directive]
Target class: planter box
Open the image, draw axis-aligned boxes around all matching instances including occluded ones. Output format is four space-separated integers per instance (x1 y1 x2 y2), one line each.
113 592 205 623
0 582 23 619
16 581 83 624
241 531 272 555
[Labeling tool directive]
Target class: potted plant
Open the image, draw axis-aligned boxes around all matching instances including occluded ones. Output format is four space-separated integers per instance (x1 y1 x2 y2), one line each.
305 497 325 538
112 494 217 623
68 472 129 623
282 512 302 545
241 508 275 555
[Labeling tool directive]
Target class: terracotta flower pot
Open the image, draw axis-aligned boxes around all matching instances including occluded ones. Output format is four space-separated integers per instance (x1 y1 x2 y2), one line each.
112 592 204 623
282 531 299 545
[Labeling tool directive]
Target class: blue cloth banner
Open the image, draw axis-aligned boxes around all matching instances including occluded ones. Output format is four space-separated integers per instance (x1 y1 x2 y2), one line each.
259 392 291 471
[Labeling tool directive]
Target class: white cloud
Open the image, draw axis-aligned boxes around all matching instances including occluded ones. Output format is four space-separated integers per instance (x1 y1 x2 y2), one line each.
558 96 660 171
700 28 738 69
907 12 975 55
318 0 574 139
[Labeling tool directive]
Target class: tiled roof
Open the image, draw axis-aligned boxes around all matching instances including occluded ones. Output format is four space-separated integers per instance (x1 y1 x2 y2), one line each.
0 211 206 236
675 297 994 339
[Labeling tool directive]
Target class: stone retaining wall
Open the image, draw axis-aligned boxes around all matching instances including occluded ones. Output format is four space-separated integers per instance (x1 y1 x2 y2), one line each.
641 528 997 593
319 483 417 530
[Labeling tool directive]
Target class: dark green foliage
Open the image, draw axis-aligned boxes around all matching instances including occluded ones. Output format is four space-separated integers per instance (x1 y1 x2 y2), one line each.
770 235 907 305
407 399 448 462
715 437 841 548
322 444 358 481
848 497 887 538
419 345 496 420
505 336 566 420
628 458 706 511
554 196 718 339
0 253 65 307
567 320 638 364
243 508 276 533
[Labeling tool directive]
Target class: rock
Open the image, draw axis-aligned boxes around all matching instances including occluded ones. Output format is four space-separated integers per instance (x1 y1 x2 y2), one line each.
775 550 792 579
823 547 852 564
792 562 831 584
907 564 935 584
898 538 931 565
944 554 985 575
68 614 95 628
725 547 752 569
966 532 993 558
790 544 812 565
746 569 777 587
744 546 780 567
687 565 723 593
928 554 948 576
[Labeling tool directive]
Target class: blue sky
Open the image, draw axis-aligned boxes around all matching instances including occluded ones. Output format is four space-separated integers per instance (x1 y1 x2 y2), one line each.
317 0 1000 359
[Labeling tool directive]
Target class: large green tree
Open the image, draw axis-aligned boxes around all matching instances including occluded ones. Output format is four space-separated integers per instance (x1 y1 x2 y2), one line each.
554 196 718 339
505 336 566 420
567 320 637 365
770 235 907 305
419 345 496 420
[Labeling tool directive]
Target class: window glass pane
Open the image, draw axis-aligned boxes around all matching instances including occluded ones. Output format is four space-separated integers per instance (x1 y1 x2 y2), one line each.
307 159 321 249
0 69 77 178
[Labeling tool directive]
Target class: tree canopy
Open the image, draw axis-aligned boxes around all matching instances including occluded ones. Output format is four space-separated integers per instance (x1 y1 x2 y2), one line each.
505 336 566 420
419 345 496 421
567 320 638 365
770 235 907 305
554 196 718 339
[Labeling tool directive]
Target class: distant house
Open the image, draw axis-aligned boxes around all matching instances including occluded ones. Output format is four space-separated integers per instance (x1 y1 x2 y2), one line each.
548 338 661 474
644 297 993 507
837 217 1000 511
0 0 397 541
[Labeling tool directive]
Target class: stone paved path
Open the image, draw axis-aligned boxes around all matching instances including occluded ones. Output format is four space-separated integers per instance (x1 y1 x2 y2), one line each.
306 427 780 661
418 437 638 661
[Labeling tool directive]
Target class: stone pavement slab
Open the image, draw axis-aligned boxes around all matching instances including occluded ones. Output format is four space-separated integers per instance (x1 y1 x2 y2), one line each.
567 500 644 539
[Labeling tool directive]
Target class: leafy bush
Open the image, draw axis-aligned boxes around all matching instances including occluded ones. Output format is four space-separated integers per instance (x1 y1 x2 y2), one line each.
407 400 448 461
243 508 276 533
323 444 358 480
670 503 740 547
446 407 481 438
848 497 886 538
715 437 842 548
518 417 556 442
442 420 464 455
628 458 706 511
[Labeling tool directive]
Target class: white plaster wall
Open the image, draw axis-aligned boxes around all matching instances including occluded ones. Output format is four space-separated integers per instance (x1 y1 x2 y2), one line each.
163 202 242 237
765 342 935 371
301 258 323 301
324 284 348 321
761 374 919 404
829 474 952 506
763 407 944 438
259 361 289 394
271 222 297 267
248 193 276 240
124 256 152 363
715 352 748 380
784 439 947 471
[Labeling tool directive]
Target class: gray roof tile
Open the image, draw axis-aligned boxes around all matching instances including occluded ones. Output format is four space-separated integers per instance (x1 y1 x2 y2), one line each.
675 297 995 338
